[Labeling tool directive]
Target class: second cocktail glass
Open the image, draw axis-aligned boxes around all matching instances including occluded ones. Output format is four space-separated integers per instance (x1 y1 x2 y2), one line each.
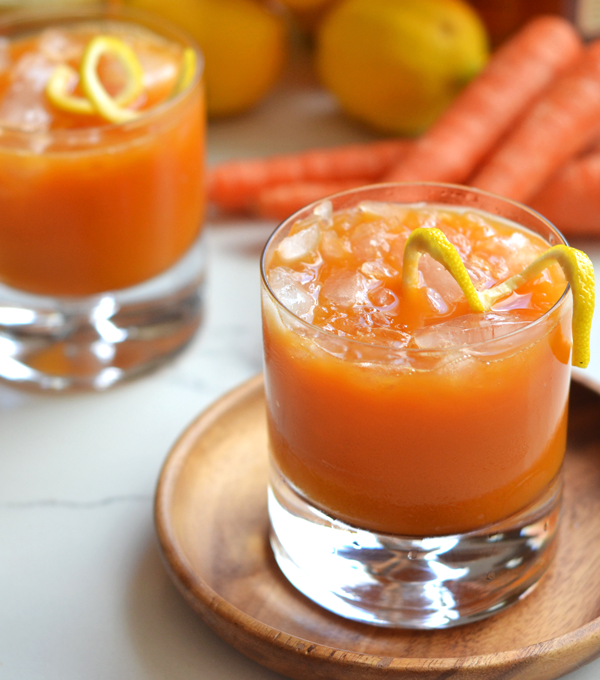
0 7 205 390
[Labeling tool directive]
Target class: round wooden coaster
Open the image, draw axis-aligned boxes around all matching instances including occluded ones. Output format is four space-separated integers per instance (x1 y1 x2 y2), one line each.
155 373 600 680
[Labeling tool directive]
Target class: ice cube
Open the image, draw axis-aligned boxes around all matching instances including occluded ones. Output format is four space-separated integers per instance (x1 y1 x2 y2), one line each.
321 270 370 307
425 286 450 315
267 267 314 319
349 222 396 261
413 310 540 350
12 51 56 89
361 260 398 280
313 199 333 227
358 200 408 223
440 226 472 259
365 327 412 349
464 255 499 291
136 43 178 90
480 232 545 280
367 286 398 310
320 229 346 260
388 231 410 269
419 255 463 304
38 28 82 63
462 210 498 239
0 53 54 131
277 224 320 263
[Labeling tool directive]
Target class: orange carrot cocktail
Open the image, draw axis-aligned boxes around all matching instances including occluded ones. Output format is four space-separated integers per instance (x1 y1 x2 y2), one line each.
0 8 205 390
262 183 593 629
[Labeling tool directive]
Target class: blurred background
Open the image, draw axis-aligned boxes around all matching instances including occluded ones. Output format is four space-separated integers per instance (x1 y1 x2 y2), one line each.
2 0 597 139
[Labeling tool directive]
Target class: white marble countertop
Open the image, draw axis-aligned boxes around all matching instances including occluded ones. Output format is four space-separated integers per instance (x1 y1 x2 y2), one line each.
2 67 600 679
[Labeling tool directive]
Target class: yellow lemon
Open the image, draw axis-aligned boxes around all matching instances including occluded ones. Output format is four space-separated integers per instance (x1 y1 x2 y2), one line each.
126 0 287 117
403 228 595 368
316 0 489 135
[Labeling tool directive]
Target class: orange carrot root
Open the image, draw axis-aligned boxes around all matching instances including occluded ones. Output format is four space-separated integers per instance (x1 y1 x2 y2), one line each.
254 179 371 220
471 39 600 202
208 139 411 213
385 16 583 185
530 150 600 236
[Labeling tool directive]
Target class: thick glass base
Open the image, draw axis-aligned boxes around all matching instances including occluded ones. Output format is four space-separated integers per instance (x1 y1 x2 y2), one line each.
269 463 562 629
0 235 206 392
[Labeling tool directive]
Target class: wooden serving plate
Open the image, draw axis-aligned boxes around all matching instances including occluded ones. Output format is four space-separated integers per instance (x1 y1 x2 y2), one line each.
155 373 600 680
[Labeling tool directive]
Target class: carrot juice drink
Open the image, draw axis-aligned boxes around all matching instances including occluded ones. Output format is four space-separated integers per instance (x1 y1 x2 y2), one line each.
0 8 205 390
261 183 594 629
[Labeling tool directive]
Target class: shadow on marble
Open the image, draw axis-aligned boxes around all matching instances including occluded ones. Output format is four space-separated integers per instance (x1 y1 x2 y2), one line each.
127 532 284 680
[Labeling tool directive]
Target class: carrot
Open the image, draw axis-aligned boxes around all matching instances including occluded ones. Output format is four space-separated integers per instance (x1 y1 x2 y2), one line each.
385 16 583 184
208 139 411 213
529 149 600 236
470 39 600 202
255 179 372 220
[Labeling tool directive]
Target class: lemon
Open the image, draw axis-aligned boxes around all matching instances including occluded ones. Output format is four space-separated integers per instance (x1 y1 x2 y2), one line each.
316 0 488 135
403 228 595 368
126 0 287 117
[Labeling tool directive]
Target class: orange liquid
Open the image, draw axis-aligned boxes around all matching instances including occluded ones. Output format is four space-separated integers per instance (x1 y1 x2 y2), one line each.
263 203 572 536
0 24 205 296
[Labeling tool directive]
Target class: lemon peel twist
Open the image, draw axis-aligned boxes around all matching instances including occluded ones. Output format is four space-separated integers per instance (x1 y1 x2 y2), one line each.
46 38 197 123
481 245 595 368
46 64 96 115
45 36 144 123
402 227 485 313
171 48 197 97
403 228 595 368
80 36 144 124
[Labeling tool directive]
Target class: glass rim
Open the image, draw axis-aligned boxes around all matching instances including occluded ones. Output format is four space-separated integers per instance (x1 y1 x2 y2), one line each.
0 4 204 141
260 181 572 356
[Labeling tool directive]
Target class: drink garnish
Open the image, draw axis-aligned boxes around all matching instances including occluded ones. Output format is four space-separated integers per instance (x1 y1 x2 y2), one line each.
80 36 144 123
402 226 485 313
171 48 197 97
403 227 595 367
46 64 96 115
45 38 197 123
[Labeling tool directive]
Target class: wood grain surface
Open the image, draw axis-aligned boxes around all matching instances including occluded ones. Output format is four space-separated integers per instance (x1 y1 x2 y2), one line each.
155 373 600 680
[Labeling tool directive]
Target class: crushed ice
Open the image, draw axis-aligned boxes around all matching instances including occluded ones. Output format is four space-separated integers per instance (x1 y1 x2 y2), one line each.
321 270 372 307
0 53 55 131
413 310 540 350
38 29 81 62
276 223 320 263
267 267 314 320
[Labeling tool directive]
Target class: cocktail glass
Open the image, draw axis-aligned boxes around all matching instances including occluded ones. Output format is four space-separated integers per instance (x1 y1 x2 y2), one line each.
0 7 205 390
261 183 572 628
